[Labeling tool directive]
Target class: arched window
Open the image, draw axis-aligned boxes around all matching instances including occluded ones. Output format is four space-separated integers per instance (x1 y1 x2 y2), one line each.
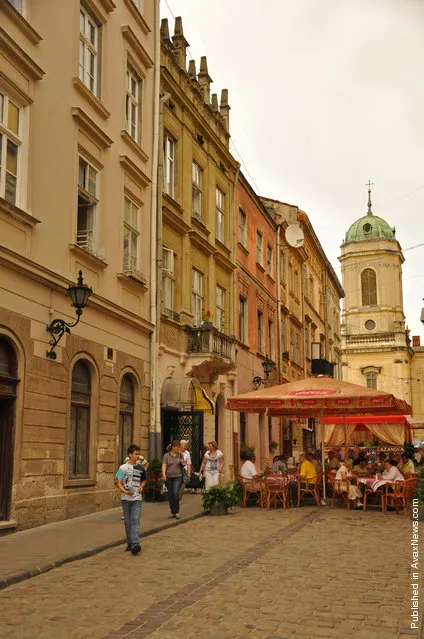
0 340 16 377
70 360 91 477
361 269 377 306
0 337 18 521
365 372 377 390
119 374 134 463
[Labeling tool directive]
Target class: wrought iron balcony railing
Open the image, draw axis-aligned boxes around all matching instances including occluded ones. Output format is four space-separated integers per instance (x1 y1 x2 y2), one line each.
188 325 235 360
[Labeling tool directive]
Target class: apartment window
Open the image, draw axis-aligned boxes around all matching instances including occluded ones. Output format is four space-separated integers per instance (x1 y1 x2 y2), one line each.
216 187 225 242
280 315 287 352
289 327 295 361
365 372 377 390
256 231 263 266
163 248 175 312
267 245 273 276
126 65 142 143
192 269 203 327
239 208 247 247
257 310 264 353
123 197 140 275
0 92 21 206
70 360 91 478
309 277 314 304
216 285 225 331
268 319 274 359
77 156 98 253
163 133 175 198
119 374 134 464
8 0 24 14
361 268 377 306
239 296 247 343
294 270 299 297
192 162 202 219
280 253 285 281
305 324 310 359
79 5 100 96
289 263 293 290
295 331 301 365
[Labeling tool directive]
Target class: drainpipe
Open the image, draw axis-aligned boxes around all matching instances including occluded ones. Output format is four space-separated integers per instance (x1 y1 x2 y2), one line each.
149 0 167 460
275 222 282 384
231 165 240 475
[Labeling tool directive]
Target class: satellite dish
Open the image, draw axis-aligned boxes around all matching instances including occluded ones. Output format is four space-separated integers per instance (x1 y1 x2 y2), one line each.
285 224 305 248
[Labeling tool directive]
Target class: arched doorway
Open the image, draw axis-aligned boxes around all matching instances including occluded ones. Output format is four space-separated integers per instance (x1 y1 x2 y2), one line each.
0 338 18 521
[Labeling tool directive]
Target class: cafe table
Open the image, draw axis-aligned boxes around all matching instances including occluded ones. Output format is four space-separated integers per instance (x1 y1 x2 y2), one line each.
357 476 393 513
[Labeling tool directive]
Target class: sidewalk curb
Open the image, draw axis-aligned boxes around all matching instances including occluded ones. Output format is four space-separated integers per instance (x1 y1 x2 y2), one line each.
0 510 206 591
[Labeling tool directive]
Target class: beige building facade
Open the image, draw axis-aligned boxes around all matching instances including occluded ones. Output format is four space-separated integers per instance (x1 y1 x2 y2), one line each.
155 18 239 475
340 188 424 438
0 0 159 529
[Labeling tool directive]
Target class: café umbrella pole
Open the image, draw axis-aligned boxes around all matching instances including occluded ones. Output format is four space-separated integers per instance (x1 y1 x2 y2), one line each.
321 429 327 502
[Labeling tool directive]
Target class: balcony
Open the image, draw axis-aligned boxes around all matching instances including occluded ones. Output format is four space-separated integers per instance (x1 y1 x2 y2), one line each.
187 325 236 378
164 307 180 322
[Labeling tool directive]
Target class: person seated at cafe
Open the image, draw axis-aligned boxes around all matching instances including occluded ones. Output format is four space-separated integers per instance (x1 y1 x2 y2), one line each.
327 450 341 470
240 452 260 481
271 455 288 474
353 459 371 476
310 452 321 471
335 459 363 508
398 453 415 476
375 452 386 471
382 459 404 482
290 453 318 506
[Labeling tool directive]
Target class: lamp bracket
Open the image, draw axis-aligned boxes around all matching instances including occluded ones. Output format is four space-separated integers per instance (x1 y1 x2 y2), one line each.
46 313 81 360
253 375 264 390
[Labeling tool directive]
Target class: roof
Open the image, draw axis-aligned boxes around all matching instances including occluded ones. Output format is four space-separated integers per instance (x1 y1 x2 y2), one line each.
344 188 396 244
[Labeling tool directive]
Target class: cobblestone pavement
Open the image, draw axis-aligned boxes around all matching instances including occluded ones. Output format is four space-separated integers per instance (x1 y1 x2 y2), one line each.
0 507 421 639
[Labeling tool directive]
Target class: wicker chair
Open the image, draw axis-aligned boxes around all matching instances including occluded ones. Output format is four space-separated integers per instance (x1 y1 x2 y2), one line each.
298 472 323 507
264 474 288 510
330 476 351 510
385 477 418 516
237 474 264 508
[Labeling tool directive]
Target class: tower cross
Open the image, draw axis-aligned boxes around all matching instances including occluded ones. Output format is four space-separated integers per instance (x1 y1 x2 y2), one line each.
366 180 374 215
366 180 374 191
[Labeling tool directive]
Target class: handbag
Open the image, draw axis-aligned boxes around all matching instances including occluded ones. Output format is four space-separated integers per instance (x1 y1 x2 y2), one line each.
182 467 190 485
185 472 203 489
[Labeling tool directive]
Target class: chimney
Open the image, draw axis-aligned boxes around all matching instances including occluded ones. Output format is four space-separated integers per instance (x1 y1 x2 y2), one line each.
412 335 421 347
220 89 230 132
188 59 197 81
211 93 219 112
172 17 189 71
198 56 212 103
160 18 172 47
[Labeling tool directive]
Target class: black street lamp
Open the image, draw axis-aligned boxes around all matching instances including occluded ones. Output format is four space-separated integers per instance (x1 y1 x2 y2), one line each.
46 270 92 360
253 355 275 389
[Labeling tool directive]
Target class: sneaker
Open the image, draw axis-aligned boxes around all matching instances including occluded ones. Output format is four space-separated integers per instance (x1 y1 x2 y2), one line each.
175 514 181 520
131 544 141 555
320 499 327 506
125 545 132 552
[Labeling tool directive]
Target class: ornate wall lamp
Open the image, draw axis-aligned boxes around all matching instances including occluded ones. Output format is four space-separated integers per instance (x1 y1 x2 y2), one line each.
46 270 92 360
253 355 275 390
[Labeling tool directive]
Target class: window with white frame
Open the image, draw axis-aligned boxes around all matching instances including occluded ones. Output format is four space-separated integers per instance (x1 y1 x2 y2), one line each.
216 187 225 242
257 310 264 353
295 331 301 365
289 326 295 361
162 247 175 313
79 5 100 96
131 0 141 9
289 263 293 290
126 65 142 143
239 296 247 343
266 245 273 276
280 315 287 352
268 319 274 359
123 196 140 275
163 133 175 198
191 269 203 327
192 161 202 219
239 208 247 247
77 156 98 253
256 231 263 266
216 285 225 332
8 0 25 14
294 270 299 297
0 92 21 206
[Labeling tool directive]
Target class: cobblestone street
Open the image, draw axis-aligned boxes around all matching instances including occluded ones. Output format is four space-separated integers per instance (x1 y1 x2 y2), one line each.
0 507 421 639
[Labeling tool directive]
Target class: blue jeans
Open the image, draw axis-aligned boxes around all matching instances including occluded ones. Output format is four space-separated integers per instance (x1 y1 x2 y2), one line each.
121 499 142 546
166 476 183 515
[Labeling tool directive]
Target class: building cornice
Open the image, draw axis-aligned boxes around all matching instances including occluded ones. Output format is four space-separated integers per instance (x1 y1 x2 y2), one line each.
122 25 154 68
119 154 151 186
0 26 44 80
0 198 40 228
123 0 151 35
72 107 113 148
1 0 42 44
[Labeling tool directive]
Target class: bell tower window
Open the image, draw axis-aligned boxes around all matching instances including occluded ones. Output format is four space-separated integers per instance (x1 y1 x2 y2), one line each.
361 268 377 306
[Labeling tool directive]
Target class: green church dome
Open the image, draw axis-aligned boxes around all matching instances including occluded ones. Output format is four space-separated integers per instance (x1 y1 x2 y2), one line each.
344 187 396 244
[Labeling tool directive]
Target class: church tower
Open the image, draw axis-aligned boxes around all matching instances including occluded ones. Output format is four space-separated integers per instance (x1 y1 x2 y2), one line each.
339 184 412 402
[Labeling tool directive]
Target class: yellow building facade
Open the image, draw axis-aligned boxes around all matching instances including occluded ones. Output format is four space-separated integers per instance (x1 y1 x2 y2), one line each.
0 0 159 529
155 18 239 474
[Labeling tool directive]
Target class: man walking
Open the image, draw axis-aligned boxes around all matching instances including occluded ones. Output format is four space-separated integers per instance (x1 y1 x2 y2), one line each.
115 443 146 555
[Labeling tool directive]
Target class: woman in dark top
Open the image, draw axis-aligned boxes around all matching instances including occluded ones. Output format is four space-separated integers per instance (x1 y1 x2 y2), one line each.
162 440 183 519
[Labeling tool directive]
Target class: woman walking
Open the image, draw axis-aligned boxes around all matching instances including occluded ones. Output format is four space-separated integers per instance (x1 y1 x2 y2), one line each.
200 441 224 490
162 440 183 519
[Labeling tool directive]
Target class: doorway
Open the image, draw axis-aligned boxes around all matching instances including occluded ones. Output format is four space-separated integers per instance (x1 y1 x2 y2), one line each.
162 410 204 471
0 338 18 521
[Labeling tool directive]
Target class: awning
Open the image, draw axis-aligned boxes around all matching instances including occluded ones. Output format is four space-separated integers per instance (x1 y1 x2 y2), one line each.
161 377 214 415
320 415 412 425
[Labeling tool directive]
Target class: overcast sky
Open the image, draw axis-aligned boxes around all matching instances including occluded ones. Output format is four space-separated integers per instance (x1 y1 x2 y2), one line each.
161 0 424 338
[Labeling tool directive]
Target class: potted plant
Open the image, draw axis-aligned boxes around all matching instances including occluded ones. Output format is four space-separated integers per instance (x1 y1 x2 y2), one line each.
269 440 278 453
416 467 424 491
202 484 239 516
143 458 166 502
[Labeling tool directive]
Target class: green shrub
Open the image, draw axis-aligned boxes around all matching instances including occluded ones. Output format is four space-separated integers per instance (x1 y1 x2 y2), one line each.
202 484 239 511
144 458 164 494
413 487 424 504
